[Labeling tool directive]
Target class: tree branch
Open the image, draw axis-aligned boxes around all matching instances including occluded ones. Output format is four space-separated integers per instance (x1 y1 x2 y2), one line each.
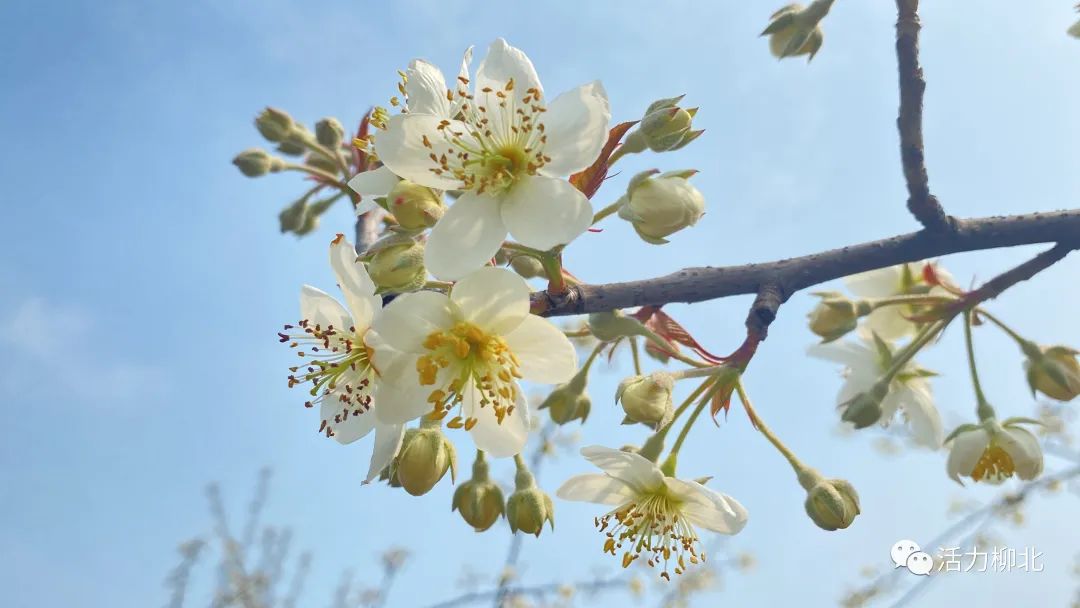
895 0 953 231
531 209 1080 317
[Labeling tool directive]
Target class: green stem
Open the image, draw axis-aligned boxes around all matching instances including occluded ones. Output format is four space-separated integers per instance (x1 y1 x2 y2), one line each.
735 381 816 488
652 378 714 445
975 308 1040 358
963 310 997 421
868 294 956 310
591 200 623 225
669 364 730 382
879 320 946 384
630 337 643 375
282 163 348 188
660 381 722 475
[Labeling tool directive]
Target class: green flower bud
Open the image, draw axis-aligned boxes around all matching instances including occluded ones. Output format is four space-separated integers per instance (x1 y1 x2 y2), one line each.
278 197 309 234
386 180 445 230
761 0 834 61
538 372 591 425
255 107 296 143
509 255 546 279
506 487 555 537
617 170 705 245
587 310 648 342
804 478 860 531
807 292 870 343
304 153 340 175
616 372 674 430
276 139 306 157
315 117 346 148
394 427 457 497
1025 345 1080 402
1069 17 1080 39
451 452 505 532
233 148 283 177
839 382 888 429
368 239 427 292
621 95 703 154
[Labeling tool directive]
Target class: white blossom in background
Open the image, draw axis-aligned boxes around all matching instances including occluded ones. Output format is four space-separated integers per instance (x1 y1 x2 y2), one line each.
843 261 955 340
557 446 748 579
371 267 577 456
810 334 943 448
945 419 1044 485
372 38 611 279
279 235 408 481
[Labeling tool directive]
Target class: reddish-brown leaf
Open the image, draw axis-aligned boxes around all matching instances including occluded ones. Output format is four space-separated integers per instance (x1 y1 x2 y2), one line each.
569 120 638 199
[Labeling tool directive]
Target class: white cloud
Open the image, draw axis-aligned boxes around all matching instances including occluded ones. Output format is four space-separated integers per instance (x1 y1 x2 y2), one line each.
0 297 167 405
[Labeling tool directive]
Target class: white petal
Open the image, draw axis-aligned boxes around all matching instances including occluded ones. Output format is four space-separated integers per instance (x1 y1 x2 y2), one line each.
539 81 611 177
424 192 507 280
501 175 592 251
347 166 401 196
807 340 874 368
365 422 405 483
504 315 578 384
879 389 902 421
467 382 529 457
367 330 417 385
373 379 434 425
898 383 942 449
405 59 451 116
844 265 903 298
329 237 380 328
300 285 352 331
457 46 474 86
1000 426 1043 480
666 478 749 535
450 267 530 335
860 308 916 341
556 474 635 506
580 446 664 493
375 114 466 190
320 391 376 445
475 38 543 99
372 290 455 353
945 428 990 484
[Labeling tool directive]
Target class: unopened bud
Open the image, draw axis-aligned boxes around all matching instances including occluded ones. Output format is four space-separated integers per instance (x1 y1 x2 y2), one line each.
304 153 339 175
625 95 703 153
451 452 505 532
616 372 674 430
386 180 445 230
278 197 309 234
808 292 869 343
804 477 860 531
1069 17 1080 39
255 107 296 143
315 117 346 148
233 148 283 177
506 486 555 537
1025 345 1080 402
840 382 888 429
538 373 591 425
761 0 833 61
617 170 705 244
587 310 648 342
509 255 546 279
394 427 456 497
276 139 306 157
368 238 427 292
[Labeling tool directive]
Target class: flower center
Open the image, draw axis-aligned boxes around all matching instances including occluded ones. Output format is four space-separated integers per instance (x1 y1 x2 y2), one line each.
416 321 522 430
595 489 703 580
279 320 377 438
421 77 550 195
971 443 1015 483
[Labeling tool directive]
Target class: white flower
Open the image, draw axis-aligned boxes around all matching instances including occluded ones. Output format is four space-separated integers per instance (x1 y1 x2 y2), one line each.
556 446 748 579
370 267 577 457
372 38 611 279
279 235 407 482
843 261 955 340
810 334 943 448
945 419 1043 485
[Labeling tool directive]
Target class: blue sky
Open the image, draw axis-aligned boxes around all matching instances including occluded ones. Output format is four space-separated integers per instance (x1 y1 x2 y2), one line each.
1 1 1078 606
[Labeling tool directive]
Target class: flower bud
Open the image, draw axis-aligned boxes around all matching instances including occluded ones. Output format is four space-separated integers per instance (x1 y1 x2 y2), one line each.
509 255 546 279
616 372 674 430
1069 17 1080 39
304 153 339 175
839 382 888 429
233 148 283 177
617 170 705 245
506 487 555 537
587 310 648 342
386 180 445 230
807 292 869 343
538 374 591 425
1025 345 1080 402
276 139 306 157
368 238 427 292
804 478 860 531
635 94 703 152
761 0 833 61
278 197 309 234
255 107 296 143
394 427 457 497
451 452 505 532
315 117 346 148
